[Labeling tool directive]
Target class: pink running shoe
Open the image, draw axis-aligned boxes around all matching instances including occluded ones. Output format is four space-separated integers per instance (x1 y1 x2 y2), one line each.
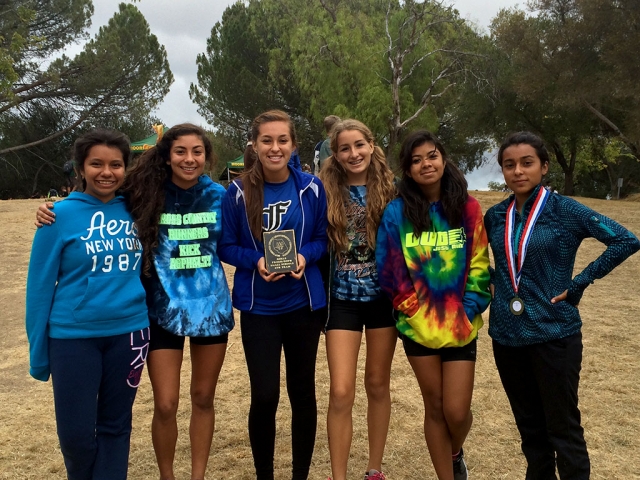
364 469 387 480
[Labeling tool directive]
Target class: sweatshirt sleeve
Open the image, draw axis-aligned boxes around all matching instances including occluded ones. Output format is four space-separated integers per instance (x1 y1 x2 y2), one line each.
298 179 328 265
218 184 263 270
560 198 640 304
462 205 492 321
375 202 418 316
25 223 63 381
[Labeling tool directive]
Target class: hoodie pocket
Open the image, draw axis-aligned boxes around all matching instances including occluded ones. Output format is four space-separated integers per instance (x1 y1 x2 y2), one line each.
455 301 475 339
73 275 147 323
396 291 420 318
401 298 474 348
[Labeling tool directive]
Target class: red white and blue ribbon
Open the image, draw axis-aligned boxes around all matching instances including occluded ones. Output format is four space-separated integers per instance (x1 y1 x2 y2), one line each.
504 186 549 295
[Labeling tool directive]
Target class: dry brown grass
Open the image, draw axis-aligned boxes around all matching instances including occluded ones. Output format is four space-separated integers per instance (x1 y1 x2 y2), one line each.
1 192 639 479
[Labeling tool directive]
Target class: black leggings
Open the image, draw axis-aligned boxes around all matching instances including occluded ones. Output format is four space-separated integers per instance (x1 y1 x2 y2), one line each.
240 306 324 480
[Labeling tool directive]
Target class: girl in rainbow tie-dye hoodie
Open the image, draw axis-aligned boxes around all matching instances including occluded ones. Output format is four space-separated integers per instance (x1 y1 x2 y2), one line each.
376 130 490 480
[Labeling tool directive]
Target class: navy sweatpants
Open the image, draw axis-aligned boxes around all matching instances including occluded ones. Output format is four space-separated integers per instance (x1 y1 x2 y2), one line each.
49 328 149 480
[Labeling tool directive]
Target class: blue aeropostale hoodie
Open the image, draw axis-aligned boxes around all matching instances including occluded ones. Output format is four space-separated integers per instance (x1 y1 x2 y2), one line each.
25 192 149 381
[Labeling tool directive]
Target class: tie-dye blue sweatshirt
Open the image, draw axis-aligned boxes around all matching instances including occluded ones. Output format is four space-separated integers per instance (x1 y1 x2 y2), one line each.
143 176 234 337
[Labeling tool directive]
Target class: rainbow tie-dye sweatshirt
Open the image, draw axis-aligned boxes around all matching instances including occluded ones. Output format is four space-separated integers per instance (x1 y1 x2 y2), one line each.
375 196 491 349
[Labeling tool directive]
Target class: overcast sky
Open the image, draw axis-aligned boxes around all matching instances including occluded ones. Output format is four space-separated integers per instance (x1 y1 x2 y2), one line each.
80 0 524 188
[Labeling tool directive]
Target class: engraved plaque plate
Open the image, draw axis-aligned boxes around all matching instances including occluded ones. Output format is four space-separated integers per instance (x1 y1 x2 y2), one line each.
263 229 298 273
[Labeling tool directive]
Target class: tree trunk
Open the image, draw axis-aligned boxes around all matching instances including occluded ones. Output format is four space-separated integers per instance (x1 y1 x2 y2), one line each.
31 163 48 197
551 141 575 196
563 170 574 196
386 126 400 172
601 160 617 198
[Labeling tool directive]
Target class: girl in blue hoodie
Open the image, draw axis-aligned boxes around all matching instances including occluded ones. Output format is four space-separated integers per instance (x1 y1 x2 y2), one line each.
219 110 328 480
26 129 150 480
123 124 234 480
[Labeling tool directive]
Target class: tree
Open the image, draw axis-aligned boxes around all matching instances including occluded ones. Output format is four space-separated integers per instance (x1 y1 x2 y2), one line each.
0 2 173 157
0 0 94 101
192 0 490 171
531 0 640 158
573 136 640 198
488 5 600 195
487 180 508 192
382 0 482 155
285 0 489 162
0 104 162 199
189 1 317 160
507 1 640 151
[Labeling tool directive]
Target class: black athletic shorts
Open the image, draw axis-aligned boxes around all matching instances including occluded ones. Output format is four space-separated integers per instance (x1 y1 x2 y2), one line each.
401 335 477 361
325 296 396 332
149 320 228 351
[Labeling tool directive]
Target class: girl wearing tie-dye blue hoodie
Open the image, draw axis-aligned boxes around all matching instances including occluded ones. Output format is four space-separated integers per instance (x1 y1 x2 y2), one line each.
123 124 233 480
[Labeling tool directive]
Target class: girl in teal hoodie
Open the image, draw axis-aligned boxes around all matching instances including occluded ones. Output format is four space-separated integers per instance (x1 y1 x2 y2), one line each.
123 124 234 480
26 129 150 480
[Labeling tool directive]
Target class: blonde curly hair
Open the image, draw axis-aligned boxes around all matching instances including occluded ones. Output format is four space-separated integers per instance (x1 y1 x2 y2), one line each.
319 119 395 252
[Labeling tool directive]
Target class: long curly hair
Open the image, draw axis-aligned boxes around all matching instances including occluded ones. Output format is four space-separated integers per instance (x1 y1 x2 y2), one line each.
398 129 468 237
318 119 395 252
241 110 297 240
122 123 214 275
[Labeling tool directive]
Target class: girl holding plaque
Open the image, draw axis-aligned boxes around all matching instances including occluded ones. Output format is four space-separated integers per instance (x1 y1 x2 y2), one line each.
319 119 397 480
484 131 640 479
219 110 328 480
376 130 491 480
36 124 234 480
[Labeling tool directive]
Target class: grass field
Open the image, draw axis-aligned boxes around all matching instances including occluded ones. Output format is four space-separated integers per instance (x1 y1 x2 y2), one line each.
0 191 638 479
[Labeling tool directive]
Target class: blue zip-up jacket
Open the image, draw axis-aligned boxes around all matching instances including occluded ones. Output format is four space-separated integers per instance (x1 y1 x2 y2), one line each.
219 167 328 312
26 193 149 381
143 176 234 337
485 185 640 347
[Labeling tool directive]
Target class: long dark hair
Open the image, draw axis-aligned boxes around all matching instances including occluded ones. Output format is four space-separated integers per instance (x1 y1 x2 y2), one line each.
241 110 297 240
497 131 550 167
74 129 131 191
398 130 468 237
123 123 214 275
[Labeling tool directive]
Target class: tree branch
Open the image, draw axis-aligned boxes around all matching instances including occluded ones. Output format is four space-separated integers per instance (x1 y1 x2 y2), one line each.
582 100 640 158
317 0 337 23
0 93 112 156
399 66 454 129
